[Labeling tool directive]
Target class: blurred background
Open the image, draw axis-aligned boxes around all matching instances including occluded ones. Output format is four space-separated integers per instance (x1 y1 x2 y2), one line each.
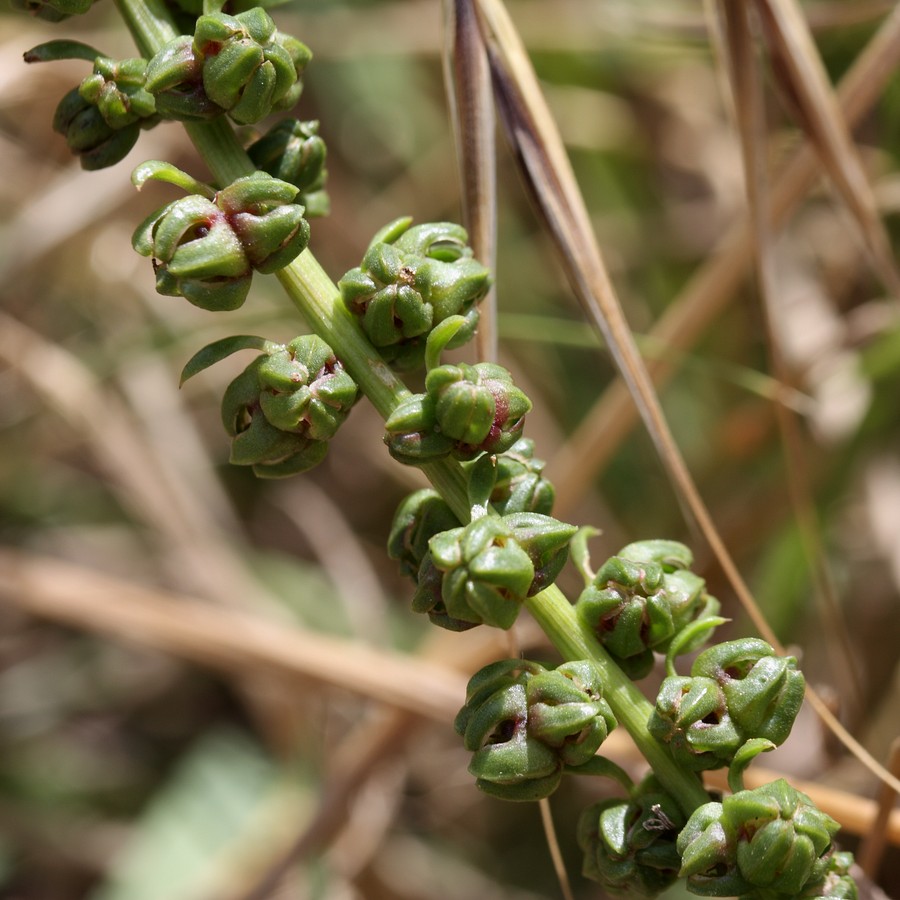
1 0 899 897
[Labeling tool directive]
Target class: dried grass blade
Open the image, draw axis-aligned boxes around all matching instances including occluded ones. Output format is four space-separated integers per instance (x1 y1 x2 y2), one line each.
551 4 900 512
478 0 778 646
753 0 900 297
482 0 900 795
719 0 863 712
442 0 498 362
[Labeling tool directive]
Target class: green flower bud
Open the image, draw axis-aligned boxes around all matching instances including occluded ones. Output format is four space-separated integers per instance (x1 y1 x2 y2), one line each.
220 334 357 477
677 779 844 898
692 639 805 747
427 516 534 629
247 118 329 217
387 489 461 579
578 775 686 897
133 169 309 310
133 193 253 311
576 540 720 680
339 218 491 370
193 8 310 124
504 512 577 595
488 438 555 515
454 659 616 801
11 0 92 21
79 56 157 130
216 172 310 274
424 362 532 460
647 675 742 771
410 552 478 632
144 35 223 120
525 660 616 767
52 87 142 170
383 393 454 464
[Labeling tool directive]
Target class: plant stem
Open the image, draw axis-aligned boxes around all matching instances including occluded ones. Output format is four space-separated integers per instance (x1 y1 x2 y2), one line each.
114 0 711 817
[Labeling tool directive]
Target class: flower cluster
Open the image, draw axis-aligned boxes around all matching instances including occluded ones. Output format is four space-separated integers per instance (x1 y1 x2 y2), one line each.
578 775 686 897
576 540 721 679
144 8 310 124
647 638 805 772
412 512 576 630
678 779 847 898
339 218 491 370
384 361 532 464
247 118 329 217
180 333 358 477
132 164 310 311
455 659 617 801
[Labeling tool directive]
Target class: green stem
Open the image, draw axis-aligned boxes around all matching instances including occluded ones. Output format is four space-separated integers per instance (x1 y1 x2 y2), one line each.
114 0 711 818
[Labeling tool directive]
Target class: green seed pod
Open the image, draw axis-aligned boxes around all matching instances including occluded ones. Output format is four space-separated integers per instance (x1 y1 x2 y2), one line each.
133 170 309 310
488 438 555 515
454 659 616 801
692 639 805 747
647 675 742 771
525 660 616 767
52 87 143 170
193 8 311 125
424 362 532 460
220 335 357 478
216 172 310 274
387 489 461 580
247 118 329 216
79 56 157 130
576 540 720 680
133 194 253 311
383 393 454 464
504 512 577 596
578 775 686 897
339 218 491 370
144 35 224 121
427 516 535 630
677 779 844 898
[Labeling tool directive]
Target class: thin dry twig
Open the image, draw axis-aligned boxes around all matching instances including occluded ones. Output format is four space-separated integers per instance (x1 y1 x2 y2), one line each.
0 548 467 722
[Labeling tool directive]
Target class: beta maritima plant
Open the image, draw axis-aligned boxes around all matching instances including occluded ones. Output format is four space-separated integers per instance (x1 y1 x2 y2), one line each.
15 0 861 895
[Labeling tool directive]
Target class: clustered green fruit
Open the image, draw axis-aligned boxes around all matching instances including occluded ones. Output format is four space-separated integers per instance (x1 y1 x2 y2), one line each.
678 779 849 898
384 361 532 464
220 335 358 477
455 659 617 801
411 512 576 630
576 540 721 680
648 638 805 772
144 8 310 124
578 775 686 897
133 169 309 311
247 118 329 217
339 218 491 370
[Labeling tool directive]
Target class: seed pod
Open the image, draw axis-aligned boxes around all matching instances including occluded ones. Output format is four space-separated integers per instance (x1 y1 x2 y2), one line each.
424 362 532 460
692 639 805 748
79 56 157 130
677 779 844 898
247 118 329 216
576 539 719 680
454 659 616 801
647 675 742 771
578 775 685 897
427 516 535 630
339 218 491 370
488 438 555 515
219 335 357 478
387 489 460 580
193 8 310 124
144 35 223 121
